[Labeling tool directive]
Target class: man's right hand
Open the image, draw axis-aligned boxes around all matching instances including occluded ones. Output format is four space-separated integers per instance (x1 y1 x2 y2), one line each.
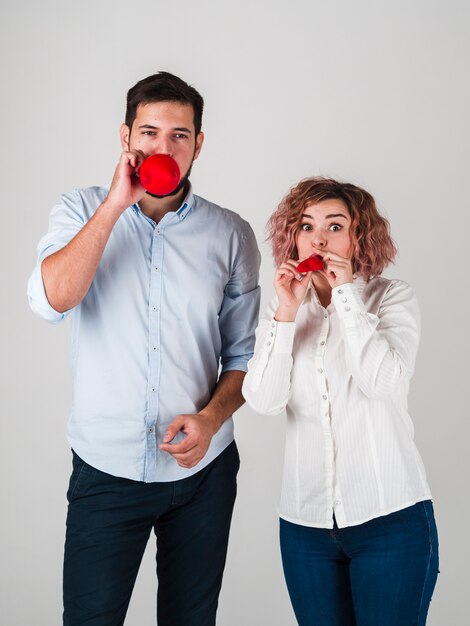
104 150 147 216
41 150 148 313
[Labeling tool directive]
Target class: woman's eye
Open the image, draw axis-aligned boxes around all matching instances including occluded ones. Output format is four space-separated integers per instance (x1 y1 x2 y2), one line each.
300 224 312 231
329 224 341 232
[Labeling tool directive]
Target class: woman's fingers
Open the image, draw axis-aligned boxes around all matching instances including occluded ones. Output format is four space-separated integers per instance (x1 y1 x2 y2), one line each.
320 253 354 287
277 262 303 281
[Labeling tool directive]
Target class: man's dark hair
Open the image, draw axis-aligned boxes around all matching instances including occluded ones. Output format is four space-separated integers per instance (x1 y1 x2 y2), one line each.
125 71 204 135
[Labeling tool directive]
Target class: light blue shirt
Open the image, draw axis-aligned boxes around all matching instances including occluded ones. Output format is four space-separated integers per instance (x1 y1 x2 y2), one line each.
27 186 260 482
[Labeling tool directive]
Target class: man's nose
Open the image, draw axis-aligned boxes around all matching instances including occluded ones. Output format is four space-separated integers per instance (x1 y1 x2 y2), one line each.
157 138 173 156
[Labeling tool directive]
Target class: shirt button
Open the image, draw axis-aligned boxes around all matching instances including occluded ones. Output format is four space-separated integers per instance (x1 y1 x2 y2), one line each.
154 266 159 271
153 306 158 312
324 313 328 319
148 427 153 433
322 394 327 400
320 341 325 346
342 297 348 303
345 306 351 312
318 368 323 373
334 500 341 506
153 346 158 351
270 332 274 337
338 289 343 294
151 387 156 392
267 341 272 346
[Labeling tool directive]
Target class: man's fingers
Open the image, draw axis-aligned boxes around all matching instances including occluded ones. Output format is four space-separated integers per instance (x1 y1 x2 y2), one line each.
171 451 201 467
160 437 197 455
159 412 213 467
162 415 186 443
160 441 202 468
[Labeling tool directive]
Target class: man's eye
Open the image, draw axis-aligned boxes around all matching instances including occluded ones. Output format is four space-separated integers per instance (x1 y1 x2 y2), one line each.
143 131 156 136
329 224 341 232
174 134 188 139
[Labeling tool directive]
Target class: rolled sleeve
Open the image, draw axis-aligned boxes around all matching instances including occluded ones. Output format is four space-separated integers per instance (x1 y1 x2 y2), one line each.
27 263 71 323
219 224 261 373
26 190 86 323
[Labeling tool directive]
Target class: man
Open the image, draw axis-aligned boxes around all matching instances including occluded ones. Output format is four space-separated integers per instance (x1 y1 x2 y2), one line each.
27 72 260 625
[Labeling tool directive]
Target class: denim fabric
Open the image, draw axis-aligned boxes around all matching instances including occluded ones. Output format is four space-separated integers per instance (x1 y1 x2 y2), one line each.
63 442 240 626
280 501 439 626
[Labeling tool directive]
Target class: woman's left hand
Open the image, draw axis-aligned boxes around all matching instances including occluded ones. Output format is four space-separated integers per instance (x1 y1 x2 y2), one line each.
319 252 354 289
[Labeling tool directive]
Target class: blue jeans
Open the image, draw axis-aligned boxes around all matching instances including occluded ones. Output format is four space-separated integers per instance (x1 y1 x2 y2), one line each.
280 501 439 626
63 442 240 626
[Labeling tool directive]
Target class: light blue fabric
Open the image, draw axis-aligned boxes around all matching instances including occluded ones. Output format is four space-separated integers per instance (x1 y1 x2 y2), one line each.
27 186 260 482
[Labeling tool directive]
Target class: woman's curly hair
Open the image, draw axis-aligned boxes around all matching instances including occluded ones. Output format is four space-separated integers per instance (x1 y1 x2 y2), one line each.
267 177 397 279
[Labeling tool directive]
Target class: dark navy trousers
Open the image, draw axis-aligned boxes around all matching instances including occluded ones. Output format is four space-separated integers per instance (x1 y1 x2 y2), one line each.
63 442 239 625
280 501 439 626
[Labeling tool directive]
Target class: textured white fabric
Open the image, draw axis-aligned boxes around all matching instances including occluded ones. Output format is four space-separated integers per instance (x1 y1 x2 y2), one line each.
242 277 432 529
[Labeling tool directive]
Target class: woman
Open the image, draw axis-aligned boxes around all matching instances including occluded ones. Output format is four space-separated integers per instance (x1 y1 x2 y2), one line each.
242 178 439 626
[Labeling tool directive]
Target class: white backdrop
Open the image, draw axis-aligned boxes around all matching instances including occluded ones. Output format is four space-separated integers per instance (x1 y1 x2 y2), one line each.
1 1 469 624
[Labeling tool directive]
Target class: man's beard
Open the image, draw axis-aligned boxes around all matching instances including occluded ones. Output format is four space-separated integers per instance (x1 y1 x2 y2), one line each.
145 161 193 200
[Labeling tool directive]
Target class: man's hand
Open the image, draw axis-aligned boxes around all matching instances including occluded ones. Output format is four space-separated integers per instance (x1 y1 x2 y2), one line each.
41 150 148 313
105 149 147 215
160 371 246 469
160 412 219 469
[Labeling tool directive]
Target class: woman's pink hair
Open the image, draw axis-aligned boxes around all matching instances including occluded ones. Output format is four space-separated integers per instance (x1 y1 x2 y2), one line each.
267 177 397 279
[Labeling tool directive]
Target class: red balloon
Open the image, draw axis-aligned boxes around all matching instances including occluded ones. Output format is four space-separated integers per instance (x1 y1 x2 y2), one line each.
297 255 324 273
139 154 181 196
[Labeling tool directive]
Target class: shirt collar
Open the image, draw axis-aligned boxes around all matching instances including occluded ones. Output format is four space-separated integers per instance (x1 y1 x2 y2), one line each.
177 186 194 221
131 185 195 221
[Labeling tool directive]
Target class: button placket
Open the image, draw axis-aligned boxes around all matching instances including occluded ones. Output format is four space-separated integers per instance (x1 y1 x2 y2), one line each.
145 225 165 480
332 482 346 525
319 308 335 507
316 311 330 409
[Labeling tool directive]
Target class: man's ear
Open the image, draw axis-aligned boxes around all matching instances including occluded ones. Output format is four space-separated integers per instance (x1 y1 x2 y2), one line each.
193 132 204 161
120 123 130 150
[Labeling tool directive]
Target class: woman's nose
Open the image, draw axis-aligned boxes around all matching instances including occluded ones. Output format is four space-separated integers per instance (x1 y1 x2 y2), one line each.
312 232 326 248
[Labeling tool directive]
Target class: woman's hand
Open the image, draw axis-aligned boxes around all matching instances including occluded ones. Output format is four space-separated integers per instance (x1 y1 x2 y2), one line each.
319 252 354 289
274 259 312 322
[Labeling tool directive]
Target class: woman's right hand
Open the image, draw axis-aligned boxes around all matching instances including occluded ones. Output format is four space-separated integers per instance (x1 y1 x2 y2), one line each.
274 260 312 322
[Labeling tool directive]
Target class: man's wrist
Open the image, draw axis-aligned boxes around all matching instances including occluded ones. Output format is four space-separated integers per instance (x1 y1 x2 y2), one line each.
197 408 222 434
97 198 127 224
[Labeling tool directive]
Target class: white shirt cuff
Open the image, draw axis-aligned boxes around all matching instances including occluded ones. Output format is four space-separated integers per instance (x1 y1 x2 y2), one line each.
269 319 296 354
332 282 367 320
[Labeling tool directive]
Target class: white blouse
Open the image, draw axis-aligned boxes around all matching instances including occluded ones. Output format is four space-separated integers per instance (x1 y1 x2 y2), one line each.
242 277 432 529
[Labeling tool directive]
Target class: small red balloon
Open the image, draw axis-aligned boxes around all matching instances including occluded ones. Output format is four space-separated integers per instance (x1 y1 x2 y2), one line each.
297 255 324 273
139 154 181 196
